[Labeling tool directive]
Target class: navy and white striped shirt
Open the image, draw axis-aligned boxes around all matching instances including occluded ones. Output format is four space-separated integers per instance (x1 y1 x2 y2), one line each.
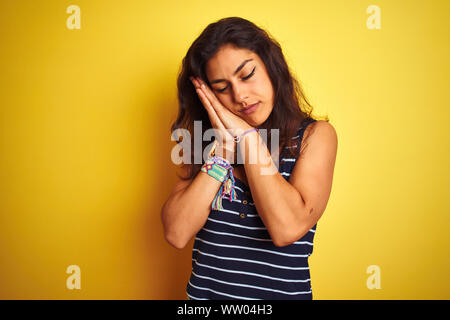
187 119 317 300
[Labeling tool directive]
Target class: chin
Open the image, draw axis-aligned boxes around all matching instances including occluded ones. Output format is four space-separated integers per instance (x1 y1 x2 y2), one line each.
248 117 265 128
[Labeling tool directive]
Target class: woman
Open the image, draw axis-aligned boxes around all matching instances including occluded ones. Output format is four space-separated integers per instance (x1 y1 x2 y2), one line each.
161 17 337 300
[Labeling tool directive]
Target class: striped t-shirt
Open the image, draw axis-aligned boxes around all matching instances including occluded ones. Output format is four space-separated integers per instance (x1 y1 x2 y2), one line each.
186 119 318 300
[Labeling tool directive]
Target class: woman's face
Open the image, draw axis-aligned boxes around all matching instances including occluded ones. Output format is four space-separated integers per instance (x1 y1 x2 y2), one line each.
205 44 275 127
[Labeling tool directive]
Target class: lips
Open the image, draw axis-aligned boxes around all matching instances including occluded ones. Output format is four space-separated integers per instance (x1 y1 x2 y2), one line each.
241 102 260 114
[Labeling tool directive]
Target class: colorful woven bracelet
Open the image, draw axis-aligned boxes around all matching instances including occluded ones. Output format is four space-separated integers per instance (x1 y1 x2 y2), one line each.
201 155 237 210
201 155 230 183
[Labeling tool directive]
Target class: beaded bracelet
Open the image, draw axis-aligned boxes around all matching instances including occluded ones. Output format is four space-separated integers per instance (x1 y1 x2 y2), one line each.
201 155 237 210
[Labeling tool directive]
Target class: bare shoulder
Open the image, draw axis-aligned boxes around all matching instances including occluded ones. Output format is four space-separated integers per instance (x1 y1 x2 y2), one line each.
305 120 337 141
301 120 338 157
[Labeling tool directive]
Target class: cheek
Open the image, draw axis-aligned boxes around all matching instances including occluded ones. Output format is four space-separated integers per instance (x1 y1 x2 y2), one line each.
256 77 273 100
217 95 234 111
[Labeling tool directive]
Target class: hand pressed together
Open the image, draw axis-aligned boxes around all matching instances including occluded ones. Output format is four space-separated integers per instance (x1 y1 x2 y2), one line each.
190 76 254 163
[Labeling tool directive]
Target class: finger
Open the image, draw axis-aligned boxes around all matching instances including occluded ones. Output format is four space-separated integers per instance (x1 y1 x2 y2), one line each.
198 80 224 112
197 88 235 143
196 88 226 131
198 84 237 133
193 78 235 141
191 78 225 130
193 78 219 110
196 79 229 122
197 89 235 147
190 77 213 114
190 76 201 90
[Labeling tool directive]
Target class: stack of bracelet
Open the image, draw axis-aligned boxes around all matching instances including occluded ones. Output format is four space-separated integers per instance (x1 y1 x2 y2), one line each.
201 155 237 210
201 128 259 211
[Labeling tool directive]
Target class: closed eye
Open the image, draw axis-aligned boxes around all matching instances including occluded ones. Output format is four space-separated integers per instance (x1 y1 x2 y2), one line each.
216 66 256 93
242 66 256 80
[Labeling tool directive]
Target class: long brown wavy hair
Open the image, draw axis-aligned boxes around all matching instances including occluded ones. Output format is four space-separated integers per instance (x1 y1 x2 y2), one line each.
171 17 327 180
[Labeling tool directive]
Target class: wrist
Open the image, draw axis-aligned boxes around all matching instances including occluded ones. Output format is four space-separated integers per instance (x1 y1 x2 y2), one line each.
237 129 259 165
201 154 238 211
214 143 236 164
234 127 259 144
237 128 259 146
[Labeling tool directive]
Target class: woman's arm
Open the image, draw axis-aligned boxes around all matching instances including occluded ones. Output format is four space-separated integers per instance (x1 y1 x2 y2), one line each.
240 120 338 247
161 146 231 249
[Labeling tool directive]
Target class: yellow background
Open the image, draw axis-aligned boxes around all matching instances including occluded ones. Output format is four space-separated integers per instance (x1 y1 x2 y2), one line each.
0 0 449 299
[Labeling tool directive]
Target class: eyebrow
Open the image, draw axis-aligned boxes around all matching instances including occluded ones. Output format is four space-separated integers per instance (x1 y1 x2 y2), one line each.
210 59 254 84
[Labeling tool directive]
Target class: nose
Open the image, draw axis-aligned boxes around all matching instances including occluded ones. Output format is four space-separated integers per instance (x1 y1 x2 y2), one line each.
232 84 248 106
